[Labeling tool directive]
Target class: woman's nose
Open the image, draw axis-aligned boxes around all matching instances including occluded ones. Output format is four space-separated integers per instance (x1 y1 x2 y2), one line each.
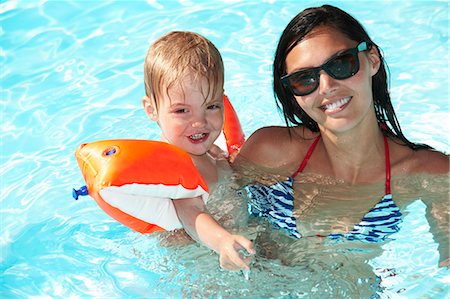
318 71 338 96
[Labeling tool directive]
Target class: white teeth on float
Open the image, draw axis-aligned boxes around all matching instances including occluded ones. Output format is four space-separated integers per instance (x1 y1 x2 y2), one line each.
190 133 205 140
322 97 351 110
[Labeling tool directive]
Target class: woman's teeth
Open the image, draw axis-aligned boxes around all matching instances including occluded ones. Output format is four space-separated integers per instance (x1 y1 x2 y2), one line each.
322 97 351 111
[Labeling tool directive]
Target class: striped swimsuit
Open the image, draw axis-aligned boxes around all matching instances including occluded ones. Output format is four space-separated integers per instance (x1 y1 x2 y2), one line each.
245 135 402 242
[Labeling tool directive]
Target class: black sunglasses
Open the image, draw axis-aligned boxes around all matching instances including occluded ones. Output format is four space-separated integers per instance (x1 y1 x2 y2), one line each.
281 42 371 96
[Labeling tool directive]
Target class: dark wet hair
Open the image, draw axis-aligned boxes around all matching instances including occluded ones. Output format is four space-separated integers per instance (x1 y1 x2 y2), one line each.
273 4 430 150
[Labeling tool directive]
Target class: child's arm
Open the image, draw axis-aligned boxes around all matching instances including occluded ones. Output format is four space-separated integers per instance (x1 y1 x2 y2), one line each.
173 196 255 271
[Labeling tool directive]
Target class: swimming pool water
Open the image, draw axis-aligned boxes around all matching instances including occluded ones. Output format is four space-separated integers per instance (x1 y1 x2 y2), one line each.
1 0 449 298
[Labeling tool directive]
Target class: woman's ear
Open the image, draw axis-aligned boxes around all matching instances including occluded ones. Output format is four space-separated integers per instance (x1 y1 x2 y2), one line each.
142 96 158 122
368 46 381 76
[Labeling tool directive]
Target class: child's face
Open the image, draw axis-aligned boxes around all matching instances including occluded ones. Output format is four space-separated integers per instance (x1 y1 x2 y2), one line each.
154 76 224 156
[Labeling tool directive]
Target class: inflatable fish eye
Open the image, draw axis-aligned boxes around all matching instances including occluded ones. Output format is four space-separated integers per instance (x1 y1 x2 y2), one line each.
73 95 244 234
103 146 118 157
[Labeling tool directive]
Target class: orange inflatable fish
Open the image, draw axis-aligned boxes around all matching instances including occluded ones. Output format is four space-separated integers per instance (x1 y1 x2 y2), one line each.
73 96 244 233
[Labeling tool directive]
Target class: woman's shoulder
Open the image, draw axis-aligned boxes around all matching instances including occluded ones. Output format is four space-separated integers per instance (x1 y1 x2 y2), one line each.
393 142 449 175
245 125 317 141
238 125 318 169
244 126 292 144
410 148 449 174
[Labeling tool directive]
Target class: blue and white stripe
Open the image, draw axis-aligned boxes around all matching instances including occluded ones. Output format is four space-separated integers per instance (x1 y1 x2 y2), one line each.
344 194 402 242
245 177 302 239
246 180 402 243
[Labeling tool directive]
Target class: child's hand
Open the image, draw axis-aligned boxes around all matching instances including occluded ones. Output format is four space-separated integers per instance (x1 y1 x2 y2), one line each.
208 144 229 161
218 235 255 271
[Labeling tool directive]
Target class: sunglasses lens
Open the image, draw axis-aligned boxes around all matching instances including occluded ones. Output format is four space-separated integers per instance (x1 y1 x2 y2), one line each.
327 52 358 79
287 69 319 96
283 44 365 96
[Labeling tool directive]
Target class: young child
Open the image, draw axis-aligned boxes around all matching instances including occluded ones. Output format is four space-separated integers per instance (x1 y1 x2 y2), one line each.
142 31 254 271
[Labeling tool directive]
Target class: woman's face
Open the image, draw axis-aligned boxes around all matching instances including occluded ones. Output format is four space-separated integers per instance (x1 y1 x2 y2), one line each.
284 26 380 134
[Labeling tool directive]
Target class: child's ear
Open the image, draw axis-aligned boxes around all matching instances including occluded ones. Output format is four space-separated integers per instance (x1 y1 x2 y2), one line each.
142 96 158 121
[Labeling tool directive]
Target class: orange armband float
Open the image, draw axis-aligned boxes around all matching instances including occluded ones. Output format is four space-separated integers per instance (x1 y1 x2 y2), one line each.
73 140 208 233
72 96 244 234
222 95 245 155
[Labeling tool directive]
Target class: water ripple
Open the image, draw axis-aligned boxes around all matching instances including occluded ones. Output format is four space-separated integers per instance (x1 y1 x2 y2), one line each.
1 0 449 297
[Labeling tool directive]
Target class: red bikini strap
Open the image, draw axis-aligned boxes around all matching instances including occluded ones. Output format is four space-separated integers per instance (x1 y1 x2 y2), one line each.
292 135 321 179
383 135 391 194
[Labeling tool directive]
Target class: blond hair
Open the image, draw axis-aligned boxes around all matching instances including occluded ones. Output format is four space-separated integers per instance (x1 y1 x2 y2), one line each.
144 31 224 109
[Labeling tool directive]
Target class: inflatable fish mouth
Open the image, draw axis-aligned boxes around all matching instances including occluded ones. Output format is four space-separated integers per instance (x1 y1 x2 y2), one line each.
75 142 99 183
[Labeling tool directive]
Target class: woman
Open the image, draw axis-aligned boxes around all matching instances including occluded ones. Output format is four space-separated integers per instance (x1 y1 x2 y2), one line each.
236 5 449 267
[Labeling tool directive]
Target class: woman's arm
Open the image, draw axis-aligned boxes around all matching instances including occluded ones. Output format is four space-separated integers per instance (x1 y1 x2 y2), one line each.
423 185 450 268
173 196 255 270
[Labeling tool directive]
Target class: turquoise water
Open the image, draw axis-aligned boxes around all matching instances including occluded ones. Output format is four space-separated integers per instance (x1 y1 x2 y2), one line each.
1 0 449 298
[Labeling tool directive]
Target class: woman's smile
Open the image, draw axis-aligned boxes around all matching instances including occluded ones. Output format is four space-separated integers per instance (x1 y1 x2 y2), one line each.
320 96 352 114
